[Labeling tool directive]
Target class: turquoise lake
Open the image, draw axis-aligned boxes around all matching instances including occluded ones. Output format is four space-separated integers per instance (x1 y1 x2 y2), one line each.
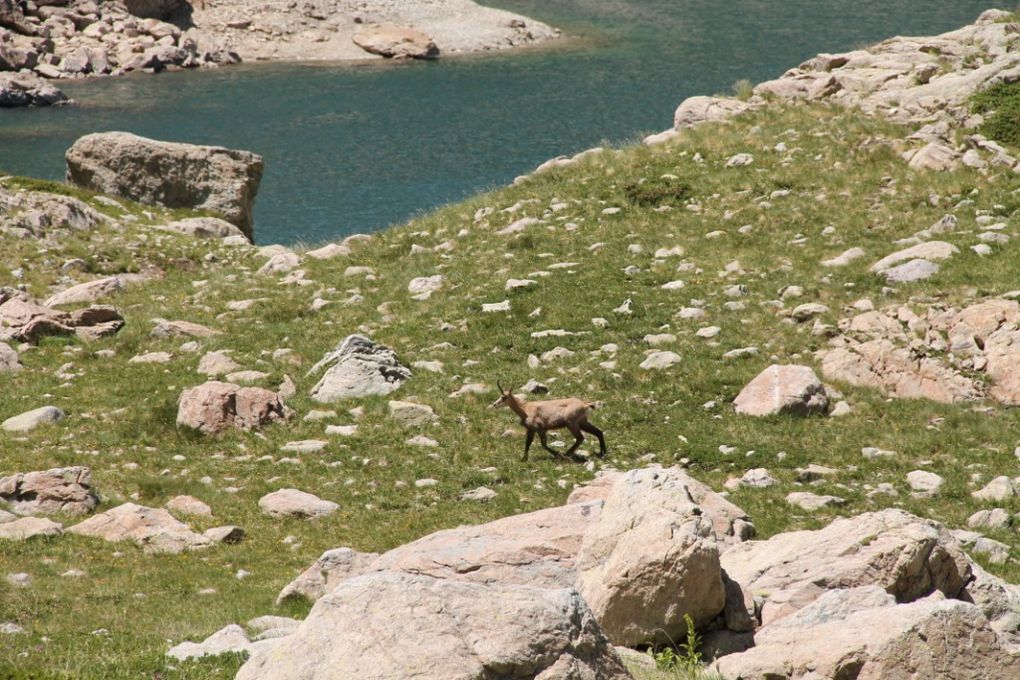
0 1 997 244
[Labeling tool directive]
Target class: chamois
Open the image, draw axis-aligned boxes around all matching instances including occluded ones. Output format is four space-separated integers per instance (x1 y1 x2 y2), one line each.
490 381 606 461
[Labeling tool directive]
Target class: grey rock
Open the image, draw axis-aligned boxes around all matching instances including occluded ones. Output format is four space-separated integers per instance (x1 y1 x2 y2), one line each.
308 335 411 403
66 132 263 239
1 406 65 432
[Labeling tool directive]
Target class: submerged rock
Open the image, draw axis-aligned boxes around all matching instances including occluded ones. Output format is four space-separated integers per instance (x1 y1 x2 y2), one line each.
0 72 68 107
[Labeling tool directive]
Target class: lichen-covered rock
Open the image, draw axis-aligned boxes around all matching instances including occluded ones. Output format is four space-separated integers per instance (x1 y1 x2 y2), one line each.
0 466 98 515
237 572 631 680
307 335 411 403
66 132 263 239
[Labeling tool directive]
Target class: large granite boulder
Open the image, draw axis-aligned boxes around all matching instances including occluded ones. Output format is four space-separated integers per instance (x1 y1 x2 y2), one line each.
733 364 828 416
721 509 971 625
68 502 211 554
307 335 411 403
0 72 67 107
713 587 1018 679
0 466 98 515
237 572 631 680
176 381 288 434
575 466 727 646
65 132 263 240
352 25 439 60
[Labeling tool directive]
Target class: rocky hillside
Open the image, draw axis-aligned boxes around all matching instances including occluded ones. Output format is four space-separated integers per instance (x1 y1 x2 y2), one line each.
2 8 1020 680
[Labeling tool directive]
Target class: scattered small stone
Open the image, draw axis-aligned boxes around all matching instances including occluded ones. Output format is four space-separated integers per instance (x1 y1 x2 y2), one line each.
459 486 497 502
906 470 944 497
786 492 846 511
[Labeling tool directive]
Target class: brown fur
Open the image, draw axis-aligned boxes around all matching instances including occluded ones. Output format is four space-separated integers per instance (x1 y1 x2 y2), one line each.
491 382 606 461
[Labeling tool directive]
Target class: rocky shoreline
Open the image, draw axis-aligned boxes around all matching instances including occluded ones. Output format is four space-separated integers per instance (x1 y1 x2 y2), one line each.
0 0 559 106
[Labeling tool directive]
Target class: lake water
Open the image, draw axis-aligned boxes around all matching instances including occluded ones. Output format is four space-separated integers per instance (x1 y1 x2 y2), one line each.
0 1 995 244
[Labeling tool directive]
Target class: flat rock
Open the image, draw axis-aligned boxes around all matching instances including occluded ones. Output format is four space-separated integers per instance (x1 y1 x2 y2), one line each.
165 495 212 516
236 572 630 680
258 489 338 519
308 335 411 403
0 517 63 540
68 503 211 554
883 258 940 283
305 243 351 260
158 217 247 240
870 241 958 273
44 276 123 307
785 491 845 511
1 406 65 432
152 320 219 339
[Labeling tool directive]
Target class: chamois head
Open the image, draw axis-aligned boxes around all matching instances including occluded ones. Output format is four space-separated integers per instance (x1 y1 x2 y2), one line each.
490 380 515 409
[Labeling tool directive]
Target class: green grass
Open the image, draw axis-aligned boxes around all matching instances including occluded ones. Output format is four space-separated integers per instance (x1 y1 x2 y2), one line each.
1 101 1019 678
971 80 1020 148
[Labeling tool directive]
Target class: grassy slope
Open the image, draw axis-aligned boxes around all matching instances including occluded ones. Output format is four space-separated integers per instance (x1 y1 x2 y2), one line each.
1 102 1019 678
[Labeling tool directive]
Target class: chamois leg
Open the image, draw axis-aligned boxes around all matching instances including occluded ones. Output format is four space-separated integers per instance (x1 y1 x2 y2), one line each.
523 429 535 462
565 423 585 458
580 421 606 457
538 431 563 459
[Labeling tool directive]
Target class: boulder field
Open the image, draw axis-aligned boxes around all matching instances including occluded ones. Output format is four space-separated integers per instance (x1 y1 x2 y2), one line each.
144 466 1020 679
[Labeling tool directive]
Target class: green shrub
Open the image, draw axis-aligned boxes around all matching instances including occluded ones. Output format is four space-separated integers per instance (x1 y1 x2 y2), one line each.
623 177 693 206
971 81 1020 148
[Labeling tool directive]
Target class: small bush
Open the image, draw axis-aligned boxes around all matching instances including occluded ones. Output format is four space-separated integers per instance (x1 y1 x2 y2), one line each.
624 177 693 206
732 79 754 101
971 81 1020 148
